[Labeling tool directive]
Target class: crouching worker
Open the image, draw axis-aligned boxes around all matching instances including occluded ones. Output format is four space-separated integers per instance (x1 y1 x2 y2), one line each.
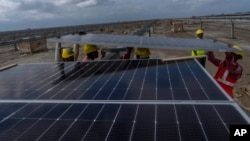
62 48 74 61
207 45 244 98
83 44 99 62
135 48 150 59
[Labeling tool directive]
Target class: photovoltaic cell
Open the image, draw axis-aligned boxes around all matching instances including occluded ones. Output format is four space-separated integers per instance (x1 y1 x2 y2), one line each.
47 34 240 52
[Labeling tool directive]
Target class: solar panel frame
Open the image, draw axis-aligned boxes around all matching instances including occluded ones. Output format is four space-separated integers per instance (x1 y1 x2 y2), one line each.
47 34 240 52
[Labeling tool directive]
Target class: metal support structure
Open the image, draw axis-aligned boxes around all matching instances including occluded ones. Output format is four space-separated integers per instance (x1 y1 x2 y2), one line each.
14 42 19 51
150 26 154 34
73 44 80 61
200 19 203 29
55 42 62 62
231 20 235 39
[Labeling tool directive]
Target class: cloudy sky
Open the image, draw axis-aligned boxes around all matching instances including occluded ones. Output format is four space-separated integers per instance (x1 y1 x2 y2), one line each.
0 0 249 31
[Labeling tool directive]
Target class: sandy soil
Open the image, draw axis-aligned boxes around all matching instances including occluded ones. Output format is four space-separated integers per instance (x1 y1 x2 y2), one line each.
1 20 250 115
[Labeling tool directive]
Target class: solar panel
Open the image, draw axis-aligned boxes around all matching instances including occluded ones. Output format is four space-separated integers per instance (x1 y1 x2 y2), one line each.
47 34 240 52
0 59 229 100
0 59 249 140
0 103 248 140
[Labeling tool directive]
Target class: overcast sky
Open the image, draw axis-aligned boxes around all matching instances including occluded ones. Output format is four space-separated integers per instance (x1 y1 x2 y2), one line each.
0 0 249 31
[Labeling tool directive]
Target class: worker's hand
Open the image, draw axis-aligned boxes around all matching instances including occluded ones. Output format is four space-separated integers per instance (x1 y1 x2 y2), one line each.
207 51 212 55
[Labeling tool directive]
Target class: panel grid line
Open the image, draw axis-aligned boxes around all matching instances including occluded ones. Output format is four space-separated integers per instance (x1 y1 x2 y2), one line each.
129 60 149 141
176 61 208 141
45 62 105 99
184 60 210 99
14 62 109 140
154 60 158 141
24 62 97 99
35 61 117 140
184 60 230 133
80 61 129 141
24 63 76 91
43 61 119 140
166 61 182 141
20 64 60 86
103 61 140 140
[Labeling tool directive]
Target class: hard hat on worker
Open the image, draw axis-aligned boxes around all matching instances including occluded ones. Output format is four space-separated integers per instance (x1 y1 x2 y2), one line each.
232 45 244 59
83 44 99 55
135 48 151 57
196 29 204 35
62 48 74 58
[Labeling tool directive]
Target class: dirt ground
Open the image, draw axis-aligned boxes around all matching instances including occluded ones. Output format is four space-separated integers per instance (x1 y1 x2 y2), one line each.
1 20 250 115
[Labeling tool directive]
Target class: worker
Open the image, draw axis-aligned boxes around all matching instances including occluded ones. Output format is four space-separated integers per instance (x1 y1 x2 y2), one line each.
191 29 206 67
121 47 133 59
100 48 106 59
62 48 74 61
207 45 244 98
82 44 99 61
135 48 150 59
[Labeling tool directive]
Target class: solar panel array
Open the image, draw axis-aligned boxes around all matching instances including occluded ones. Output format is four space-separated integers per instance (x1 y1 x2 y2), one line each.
0 59 249 141
47 34 239 52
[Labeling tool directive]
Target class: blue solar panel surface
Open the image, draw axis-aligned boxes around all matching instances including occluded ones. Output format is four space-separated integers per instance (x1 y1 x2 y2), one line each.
0 103 248 140
0 59 249 141
0 59 228 100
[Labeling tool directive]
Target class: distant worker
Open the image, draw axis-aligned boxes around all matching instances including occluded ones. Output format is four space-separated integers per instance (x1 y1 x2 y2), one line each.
83 44 99 62
135 48 150 59
121 47 133 59
207 45 244 98
191 29 206 67
101 48 106 59
62 48 74 61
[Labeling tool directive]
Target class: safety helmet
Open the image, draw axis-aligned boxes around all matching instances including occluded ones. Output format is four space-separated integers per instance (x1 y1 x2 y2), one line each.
232 45 244 59
135 48 151 57
196 29 204 35
62 48 74 59
83 44 99 55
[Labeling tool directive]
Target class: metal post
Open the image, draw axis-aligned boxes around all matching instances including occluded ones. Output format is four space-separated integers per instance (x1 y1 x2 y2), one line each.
55 42 62 62
231 20 235 39
14 42 19 51
73 44 80 61
148 29 151 37
150 26 154 34
200 19 203 29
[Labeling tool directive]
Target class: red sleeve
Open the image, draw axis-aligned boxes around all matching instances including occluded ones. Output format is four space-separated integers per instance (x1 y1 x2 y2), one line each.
228 65 243 80
207 51 222 67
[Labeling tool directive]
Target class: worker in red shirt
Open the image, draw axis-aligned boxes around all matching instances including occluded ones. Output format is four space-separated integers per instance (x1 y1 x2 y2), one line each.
121 47 133 59
207 45 244 98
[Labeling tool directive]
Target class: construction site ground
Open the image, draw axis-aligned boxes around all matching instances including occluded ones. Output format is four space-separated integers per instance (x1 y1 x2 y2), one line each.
1 20 250 115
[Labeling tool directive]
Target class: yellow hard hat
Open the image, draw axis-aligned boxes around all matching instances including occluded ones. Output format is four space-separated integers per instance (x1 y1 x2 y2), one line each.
135 48 151 57
83 44 99 55
232 45 244 59
196 29 204 35
62 48 74 58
